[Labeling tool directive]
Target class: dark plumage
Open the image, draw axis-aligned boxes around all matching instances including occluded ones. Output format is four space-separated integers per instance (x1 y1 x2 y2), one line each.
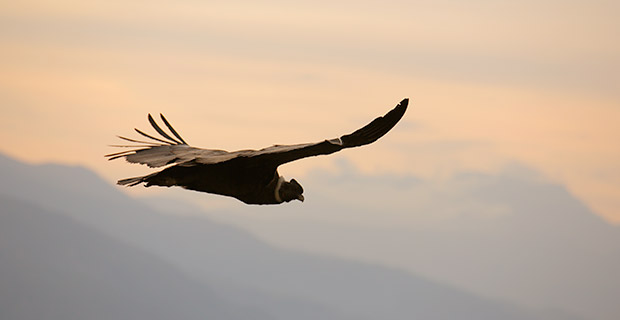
106 98 409 205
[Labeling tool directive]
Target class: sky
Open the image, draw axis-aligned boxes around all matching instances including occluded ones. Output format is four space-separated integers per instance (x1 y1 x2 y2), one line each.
1 0 619 222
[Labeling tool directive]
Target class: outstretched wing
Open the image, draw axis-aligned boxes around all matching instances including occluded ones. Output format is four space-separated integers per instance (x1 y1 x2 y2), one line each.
105 113 239 168
106 98 408 168
249 98 409 166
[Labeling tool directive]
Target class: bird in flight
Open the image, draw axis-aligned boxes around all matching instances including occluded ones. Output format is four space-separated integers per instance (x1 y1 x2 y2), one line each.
106 98 409 205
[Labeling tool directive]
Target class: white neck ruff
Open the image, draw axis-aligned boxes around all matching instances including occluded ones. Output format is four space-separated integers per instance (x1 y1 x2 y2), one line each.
274 176 285 203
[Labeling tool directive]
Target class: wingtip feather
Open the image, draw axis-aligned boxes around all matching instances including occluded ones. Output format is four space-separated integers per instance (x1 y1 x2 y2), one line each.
148 114 182 145
339 98 409 147
160 113 188 145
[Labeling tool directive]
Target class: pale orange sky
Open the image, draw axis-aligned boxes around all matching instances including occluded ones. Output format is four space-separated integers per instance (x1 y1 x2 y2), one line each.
1 0 619 222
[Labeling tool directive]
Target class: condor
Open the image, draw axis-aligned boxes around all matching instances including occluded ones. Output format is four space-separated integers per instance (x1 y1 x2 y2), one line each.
106 98 408 205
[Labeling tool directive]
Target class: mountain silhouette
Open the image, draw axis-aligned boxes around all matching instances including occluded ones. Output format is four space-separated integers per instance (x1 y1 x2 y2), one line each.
0 195 269 320
0 153 579 320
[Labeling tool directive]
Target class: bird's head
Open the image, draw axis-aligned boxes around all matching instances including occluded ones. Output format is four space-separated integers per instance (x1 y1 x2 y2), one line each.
278 178 304 202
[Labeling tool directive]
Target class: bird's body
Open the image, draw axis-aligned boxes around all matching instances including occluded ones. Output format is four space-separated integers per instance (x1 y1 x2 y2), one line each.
107 98 409 205
131 160 283 204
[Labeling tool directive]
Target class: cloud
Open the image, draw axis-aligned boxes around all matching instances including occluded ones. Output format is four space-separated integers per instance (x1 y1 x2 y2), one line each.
1 0 618 97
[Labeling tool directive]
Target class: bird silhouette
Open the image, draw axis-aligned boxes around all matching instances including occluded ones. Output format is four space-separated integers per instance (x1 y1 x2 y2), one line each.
106 98 409 204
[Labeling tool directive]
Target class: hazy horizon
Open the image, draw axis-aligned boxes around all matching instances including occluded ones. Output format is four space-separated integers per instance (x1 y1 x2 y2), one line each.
2 151 619 319
4 151 588 320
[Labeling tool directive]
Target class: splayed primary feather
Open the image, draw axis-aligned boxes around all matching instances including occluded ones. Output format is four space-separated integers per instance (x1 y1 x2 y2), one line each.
148 114 183 145
159 113 187 144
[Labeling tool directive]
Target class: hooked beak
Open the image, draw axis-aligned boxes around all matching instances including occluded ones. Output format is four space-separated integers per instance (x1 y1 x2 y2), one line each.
297 195 305 202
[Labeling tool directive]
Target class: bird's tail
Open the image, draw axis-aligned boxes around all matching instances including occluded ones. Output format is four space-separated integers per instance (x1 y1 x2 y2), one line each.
117 172 158 187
